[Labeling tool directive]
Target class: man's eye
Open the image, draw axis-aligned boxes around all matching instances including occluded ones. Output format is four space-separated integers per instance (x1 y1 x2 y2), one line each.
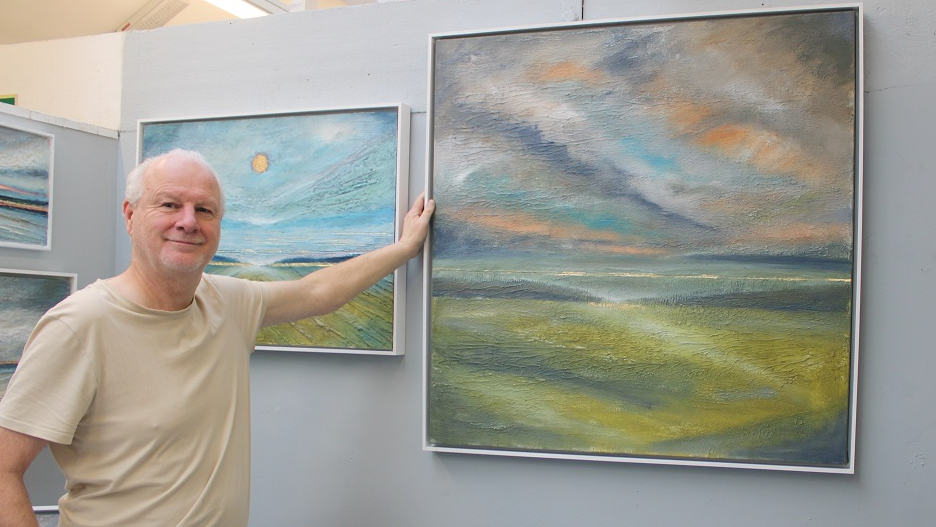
161 202 178 208
197 207 215 216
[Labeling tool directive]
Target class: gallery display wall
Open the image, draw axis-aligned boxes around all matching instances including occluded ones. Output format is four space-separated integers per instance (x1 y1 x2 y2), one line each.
2 0 935 525
0 106 119 504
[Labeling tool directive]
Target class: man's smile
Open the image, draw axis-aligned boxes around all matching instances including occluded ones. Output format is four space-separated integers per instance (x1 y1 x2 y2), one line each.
167 238 205 246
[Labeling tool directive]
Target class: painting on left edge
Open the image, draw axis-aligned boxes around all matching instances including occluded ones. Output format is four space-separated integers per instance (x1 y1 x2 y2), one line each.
0 124 54 250
0 269 76 400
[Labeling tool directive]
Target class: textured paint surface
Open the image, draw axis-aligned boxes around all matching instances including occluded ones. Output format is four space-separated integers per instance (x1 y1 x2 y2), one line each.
0 272 73 400
142 109 399 351
429 10 858 468
35 513 58 527
0 125 52 249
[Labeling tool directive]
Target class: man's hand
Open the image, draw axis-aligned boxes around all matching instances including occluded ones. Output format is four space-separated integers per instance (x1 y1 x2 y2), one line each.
262 192 436 327
398 192 435 258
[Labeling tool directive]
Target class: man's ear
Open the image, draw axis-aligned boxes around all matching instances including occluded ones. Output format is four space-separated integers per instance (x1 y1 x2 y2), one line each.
122 200 134 235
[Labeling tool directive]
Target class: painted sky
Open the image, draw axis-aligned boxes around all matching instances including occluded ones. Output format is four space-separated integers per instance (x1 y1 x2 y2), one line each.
0 273 73 361
0 125 51 247
432 10 857 262
142 109 399 264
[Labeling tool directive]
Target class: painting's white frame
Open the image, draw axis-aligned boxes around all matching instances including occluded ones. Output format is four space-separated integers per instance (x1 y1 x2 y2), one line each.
0 268 77 305
0 268 77 303
0 123 55 251
422 4 864 473
138 104 411 356
32 505 59 527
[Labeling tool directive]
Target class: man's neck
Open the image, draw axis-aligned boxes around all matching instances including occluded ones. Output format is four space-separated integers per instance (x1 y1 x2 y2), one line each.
109 265 202 311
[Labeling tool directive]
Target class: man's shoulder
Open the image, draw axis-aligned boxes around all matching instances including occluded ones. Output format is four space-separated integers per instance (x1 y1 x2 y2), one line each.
45 280 111 316
200 272 260 291
197 274 270 330
199 273 268 302
24 280 119 341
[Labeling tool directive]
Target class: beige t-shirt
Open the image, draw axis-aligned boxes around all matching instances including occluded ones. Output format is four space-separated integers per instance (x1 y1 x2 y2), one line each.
0 274 269 527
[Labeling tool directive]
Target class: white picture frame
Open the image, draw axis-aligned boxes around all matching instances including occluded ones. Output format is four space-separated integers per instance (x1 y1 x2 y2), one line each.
423 4 864 473
139 105 411 355
0 123 54 250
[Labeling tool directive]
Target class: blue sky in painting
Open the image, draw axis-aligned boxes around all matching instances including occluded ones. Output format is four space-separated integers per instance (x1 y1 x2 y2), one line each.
142 110 398 264
0 126 51 246
432 11 856 263
0 126 49 200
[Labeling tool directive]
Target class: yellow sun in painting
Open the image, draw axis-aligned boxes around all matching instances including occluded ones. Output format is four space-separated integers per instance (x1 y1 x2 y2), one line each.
251 153 270 174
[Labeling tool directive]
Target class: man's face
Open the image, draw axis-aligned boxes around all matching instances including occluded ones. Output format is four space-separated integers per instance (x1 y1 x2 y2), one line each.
125 155 223 277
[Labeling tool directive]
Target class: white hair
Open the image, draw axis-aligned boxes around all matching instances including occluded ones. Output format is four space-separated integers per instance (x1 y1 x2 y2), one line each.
125 149 225 215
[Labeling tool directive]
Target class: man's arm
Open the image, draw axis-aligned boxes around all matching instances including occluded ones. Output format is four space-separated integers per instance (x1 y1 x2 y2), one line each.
0 426 48 527
262 193 435 327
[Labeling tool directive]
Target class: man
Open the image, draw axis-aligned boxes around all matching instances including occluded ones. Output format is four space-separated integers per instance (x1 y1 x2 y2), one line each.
0 149 435 526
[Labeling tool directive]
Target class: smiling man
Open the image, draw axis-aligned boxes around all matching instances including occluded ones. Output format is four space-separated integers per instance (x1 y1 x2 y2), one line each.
0 149 434 527
115 151 226 309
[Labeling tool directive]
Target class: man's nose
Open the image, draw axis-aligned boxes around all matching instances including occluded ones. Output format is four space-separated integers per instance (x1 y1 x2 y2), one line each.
175 205 199 231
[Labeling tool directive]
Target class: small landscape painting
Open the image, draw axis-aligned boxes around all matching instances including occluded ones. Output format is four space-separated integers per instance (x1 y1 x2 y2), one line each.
141 106 408 354
0 124 53 250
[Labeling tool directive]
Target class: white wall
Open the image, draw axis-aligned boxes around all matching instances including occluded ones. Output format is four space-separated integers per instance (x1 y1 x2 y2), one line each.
0 33 124 131
14 0 936 524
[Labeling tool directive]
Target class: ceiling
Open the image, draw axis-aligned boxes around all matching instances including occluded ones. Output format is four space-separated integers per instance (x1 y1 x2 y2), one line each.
0 0 383 46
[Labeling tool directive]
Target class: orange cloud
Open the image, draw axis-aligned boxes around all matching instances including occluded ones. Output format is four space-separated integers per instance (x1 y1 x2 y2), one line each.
695 124 828 181
640 76 716 135
446 207 667 256
579 241 669 257
664 100 716 135
533 61 606 85
730 222 851 247
0 184 43 197
640 69 848 187
452 207 619 242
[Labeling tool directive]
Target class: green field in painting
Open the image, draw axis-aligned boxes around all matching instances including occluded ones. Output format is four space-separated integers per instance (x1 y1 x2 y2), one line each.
206 263 394 351
429 266 853 467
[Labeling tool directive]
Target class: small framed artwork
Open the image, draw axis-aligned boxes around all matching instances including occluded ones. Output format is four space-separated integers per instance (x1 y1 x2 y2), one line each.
424 5 863 472
1 269 77 400
0 123 54 250
139 105 411 355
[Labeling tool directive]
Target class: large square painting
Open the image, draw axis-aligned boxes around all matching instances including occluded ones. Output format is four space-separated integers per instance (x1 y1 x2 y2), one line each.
425 6 863 472
1 269 76 400
140 105 410 355
0 124 54 250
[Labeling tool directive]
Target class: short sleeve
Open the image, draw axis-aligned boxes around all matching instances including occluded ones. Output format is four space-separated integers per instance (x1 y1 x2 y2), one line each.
0 316 96 445
200 274 270 350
